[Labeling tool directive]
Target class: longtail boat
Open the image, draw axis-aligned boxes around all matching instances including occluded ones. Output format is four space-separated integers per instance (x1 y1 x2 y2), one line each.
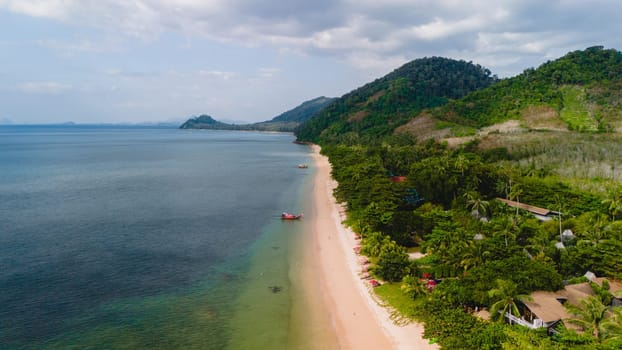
281 212 304 220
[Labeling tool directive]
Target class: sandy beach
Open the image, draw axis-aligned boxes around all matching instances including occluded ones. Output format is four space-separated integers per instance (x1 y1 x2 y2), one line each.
309 145 437 350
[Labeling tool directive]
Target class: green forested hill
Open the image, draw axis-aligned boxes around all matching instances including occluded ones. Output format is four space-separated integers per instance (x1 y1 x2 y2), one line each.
295 57 497 144
179 96 335 132
267 96 335 123
179 115 234 129
400 46 622 137
251 96 336 131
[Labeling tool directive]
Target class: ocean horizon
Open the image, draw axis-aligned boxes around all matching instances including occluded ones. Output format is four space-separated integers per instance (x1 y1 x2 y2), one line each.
0 125 318 349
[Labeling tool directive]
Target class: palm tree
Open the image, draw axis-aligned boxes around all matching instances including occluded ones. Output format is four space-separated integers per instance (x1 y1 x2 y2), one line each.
601 306 622 344
464 191 489 219
401 275 427 299
602 188 622 221
488 279 532 323
527 230 554 263
460 240 490 271
581 212 608 243
508 184 523 217
454 154 468 176
565 296 609 341
493 216 518 248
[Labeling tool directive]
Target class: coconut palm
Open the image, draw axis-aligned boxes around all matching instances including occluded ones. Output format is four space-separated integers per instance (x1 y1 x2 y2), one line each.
565 296 609 341
488 279 532 323
464 191 490 219
460 240 490 272
508 184 523 217
493 216 518 248
601 306 622 344
401 275 427 299
602 188 622 221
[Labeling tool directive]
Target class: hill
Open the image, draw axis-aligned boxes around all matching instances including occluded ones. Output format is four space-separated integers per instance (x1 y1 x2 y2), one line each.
179 96 335 132
397 46 622 141
179 115 236 130
295 57 497 144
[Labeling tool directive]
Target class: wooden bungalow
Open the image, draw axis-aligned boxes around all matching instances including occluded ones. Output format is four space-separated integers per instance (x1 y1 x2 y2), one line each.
515 290 571 333
510 279 622 333
506 283 595 334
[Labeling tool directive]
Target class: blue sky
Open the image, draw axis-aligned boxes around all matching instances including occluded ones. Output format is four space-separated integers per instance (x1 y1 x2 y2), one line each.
1 0 621 124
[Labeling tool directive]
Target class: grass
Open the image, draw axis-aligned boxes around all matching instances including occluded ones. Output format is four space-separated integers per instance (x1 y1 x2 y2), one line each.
374 282 419 323
435 120 478 137
560 86 599 131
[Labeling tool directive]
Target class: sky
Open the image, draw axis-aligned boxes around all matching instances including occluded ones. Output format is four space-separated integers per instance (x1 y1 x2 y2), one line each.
1 0 621 124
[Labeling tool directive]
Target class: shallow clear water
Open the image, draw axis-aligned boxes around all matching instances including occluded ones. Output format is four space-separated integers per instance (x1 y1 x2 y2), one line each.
0 126 316 349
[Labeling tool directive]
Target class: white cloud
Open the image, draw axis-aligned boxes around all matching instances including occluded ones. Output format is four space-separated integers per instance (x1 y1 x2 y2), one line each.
2 0 622 76
2 0 622 124
17 81 72 94
198 70 236 80
407 16 484 41
257 68 279 79
1 0 70 19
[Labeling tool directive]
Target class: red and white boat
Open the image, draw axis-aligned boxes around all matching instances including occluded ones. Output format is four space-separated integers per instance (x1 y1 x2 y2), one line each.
281 212 304 220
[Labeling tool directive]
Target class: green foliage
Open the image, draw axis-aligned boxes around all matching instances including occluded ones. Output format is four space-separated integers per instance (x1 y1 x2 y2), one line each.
360 231 390 258
565 296 609 340
417 292 511 350
373 240 410 282
296 57 496 143
268 96 335 123
463 256 563 306
401 275 427 299
560 86 598 131
428 46 622 129
552 326 596 348
502 327 560 350
488 279 532 322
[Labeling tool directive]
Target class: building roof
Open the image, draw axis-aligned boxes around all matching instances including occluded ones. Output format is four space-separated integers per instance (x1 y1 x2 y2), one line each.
523 283 596 324
523 291 570 323
496 198 558 216
560 283 595 305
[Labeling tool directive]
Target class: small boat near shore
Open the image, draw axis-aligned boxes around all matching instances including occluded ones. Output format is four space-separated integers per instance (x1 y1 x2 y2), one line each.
281 212 304 220
297 164 308 169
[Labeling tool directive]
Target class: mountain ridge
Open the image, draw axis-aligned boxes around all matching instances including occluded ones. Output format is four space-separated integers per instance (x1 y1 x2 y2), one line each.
179 96 335 131
295 56 498 144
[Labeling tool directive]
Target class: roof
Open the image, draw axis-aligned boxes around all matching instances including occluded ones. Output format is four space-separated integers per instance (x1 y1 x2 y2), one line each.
560 283 595 305
523 291 570 323
475 309 491 321
523 283 596 324
496 198 557 216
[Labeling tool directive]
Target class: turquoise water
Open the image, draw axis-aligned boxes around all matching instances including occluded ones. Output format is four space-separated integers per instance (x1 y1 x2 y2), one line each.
0 126 316 349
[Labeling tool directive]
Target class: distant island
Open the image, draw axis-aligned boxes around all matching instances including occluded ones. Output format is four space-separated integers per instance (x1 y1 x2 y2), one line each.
179 96 335 132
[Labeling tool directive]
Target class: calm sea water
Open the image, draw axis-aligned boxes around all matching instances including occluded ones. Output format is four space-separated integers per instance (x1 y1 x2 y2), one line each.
0 126 315 349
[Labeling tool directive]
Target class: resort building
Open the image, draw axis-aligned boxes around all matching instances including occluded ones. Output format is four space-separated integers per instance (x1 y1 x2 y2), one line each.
503 275 622 334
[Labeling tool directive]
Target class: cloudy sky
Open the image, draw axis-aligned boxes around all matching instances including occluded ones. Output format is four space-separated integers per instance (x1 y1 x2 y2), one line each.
1 0 621 124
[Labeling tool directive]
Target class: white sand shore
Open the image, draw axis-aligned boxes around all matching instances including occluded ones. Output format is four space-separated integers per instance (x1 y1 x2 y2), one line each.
310 145 438 350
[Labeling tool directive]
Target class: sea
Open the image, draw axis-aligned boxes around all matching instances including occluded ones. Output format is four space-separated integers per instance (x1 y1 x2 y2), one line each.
0 125 337 349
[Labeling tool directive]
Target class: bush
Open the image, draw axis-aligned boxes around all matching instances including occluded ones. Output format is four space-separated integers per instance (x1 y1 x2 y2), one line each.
373 240 410 282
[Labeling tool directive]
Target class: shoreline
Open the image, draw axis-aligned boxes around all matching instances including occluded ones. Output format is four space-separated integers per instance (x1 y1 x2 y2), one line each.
309 144 437 350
